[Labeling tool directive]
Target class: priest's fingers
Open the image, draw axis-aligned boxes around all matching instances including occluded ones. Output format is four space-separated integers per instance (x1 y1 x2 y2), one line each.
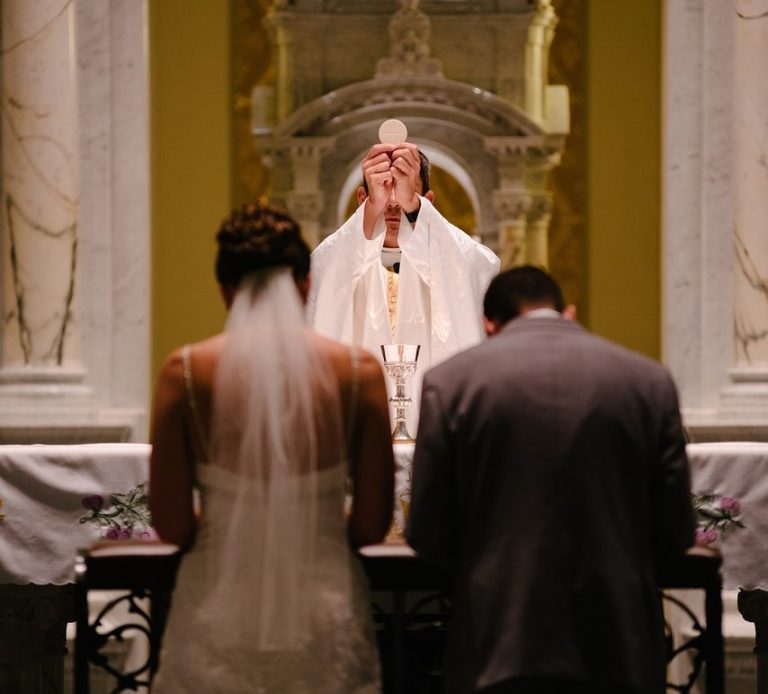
391 143 420 166
368 171 393 188
362 153 394 190
365 171 393 211
390 154 418 180
391 144 420 178
363 143 396 163
390 154 421 206
362 154 392 177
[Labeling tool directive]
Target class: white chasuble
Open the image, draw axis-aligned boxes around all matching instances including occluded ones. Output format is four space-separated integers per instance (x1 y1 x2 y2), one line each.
308 196 500 433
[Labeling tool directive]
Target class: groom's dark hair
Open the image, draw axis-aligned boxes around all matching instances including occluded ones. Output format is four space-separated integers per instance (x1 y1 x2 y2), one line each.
483 265 565 326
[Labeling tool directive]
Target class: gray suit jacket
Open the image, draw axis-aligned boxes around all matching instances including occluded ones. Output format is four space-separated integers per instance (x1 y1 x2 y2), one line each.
406 317 695 694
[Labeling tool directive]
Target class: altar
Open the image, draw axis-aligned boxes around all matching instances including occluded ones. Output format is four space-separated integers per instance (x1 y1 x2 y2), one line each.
2 441 768 693
0 444 150 693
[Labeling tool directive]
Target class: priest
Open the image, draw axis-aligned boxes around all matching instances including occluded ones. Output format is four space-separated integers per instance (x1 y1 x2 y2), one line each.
308 140 499 436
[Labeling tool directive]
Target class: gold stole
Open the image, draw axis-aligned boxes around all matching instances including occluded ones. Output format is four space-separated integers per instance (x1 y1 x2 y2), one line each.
386 267 399 343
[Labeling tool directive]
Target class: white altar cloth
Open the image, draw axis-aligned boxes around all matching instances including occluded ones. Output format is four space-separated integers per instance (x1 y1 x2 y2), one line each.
0 443 150 585
686 442 768 590
2 440 765 589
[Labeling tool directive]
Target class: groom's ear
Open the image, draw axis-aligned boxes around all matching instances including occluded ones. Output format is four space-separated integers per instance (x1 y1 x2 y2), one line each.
356 187 367 206
425 190 435 204
483 316 502 337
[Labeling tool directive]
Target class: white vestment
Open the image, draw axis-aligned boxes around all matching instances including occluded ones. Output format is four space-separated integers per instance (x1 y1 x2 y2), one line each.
308 196 500 435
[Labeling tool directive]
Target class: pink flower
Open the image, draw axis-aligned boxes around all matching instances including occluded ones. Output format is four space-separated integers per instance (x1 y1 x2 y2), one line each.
120 528 133 540
106 527 120 540
719 497 741 513
695 527 719 545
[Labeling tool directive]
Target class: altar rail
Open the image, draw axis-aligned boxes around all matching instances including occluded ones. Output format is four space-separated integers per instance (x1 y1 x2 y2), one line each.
73 544 723 694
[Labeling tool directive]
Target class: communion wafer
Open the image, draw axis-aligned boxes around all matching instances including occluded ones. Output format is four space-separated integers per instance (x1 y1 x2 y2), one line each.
378 119 408 144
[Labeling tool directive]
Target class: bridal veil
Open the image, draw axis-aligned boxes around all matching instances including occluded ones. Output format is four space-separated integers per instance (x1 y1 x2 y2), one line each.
202 268 349 651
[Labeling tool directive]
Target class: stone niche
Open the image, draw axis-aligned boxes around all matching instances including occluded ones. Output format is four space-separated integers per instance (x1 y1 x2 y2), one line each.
254 0 569 268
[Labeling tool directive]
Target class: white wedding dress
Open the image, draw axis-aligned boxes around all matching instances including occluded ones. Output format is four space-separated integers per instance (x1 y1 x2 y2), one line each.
152 312 381 693
151 462 381 693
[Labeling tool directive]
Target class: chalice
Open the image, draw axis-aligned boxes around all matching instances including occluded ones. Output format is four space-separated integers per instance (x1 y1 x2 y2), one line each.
380 344 420 443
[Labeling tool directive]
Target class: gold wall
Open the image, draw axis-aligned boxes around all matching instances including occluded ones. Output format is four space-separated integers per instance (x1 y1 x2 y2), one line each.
150 2 232 380
585 0 661 359
150 1 662 382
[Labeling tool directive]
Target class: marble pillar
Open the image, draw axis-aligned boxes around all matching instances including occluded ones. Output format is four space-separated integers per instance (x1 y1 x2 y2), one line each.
0 0 150 443
662 0 768 441
730 2 768 378
1 0 82 377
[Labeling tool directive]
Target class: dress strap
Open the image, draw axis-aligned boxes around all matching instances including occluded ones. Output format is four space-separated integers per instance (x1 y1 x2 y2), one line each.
346 346 360 452
181 344 210 461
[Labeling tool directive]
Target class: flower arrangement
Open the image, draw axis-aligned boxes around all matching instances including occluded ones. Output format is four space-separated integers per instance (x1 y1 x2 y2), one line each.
692 493 745 546
79 483 156 540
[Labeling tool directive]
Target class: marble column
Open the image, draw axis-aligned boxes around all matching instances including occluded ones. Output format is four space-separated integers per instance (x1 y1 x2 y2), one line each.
0 0 150 443
662 0 768 440
1 0 83 381
730 2 768 381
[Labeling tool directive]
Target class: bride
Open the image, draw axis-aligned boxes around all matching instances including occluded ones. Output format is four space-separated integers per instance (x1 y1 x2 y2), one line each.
149 203 394 693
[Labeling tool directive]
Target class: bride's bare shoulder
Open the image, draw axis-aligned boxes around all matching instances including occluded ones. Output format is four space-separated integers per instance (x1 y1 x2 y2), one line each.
309 333 382 383
157 334 224 393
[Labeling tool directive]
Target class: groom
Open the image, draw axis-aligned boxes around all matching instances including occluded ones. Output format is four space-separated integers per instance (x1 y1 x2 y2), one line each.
407 266 695 694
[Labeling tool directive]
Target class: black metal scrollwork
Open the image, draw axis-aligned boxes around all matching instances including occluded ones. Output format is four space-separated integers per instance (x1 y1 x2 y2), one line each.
661 590 708 694
87 589 152 692
80 587 173 694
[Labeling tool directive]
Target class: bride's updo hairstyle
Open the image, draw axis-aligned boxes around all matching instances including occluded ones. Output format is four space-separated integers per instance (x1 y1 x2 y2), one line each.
215 202 310 291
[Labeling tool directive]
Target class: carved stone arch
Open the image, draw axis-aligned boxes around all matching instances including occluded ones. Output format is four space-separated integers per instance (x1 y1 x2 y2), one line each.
257 76 562 257
255 0 568 266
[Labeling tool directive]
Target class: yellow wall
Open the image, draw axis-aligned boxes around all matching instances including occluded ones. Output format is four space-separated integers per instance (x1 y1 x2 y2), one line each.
586 1 661 358
150 2 231 382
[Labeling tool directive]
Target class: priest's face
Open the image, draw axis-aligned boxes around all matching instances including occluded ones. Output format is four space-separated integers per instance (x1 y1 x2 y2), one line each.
383 193 405 235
